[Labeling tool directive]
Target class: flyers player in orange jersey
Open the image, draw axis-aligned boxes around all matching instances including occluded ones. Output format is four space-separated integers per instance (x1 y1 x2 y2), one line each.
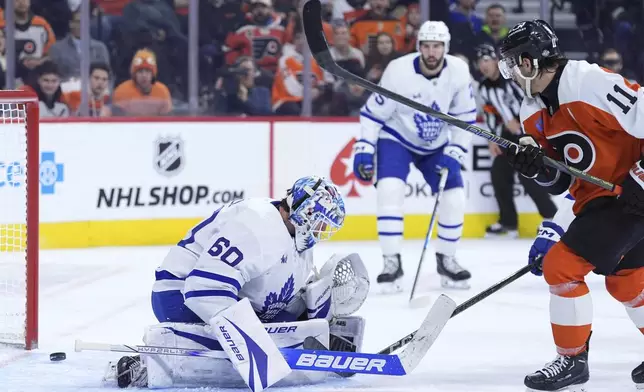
499 20 644 391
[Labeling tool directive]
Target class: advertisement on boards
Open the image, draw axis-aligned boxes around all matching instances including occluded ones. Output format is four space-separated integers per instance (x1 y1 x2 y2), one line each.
38 121 270 222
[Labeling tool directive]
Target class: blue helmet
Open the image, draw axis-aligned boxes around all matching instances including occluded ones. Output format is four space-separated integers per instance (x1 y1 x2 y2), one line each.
285 176 345 252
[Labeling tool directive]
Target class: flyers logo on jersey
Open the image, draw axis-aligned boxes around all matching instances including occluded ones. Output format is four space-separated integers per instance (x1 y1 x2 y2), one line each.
547 130 597 173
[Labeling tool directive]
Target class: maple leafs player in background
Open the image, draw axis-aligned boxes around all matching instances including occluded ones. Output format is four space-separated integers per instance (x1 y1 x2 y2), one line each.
499 19 644 391
105 176 371 390
354 21 477 291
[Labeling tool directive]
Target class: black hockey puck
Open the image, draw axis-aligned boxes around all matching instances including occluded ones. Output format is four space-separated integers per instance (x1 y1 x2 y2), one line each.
50 352 66 361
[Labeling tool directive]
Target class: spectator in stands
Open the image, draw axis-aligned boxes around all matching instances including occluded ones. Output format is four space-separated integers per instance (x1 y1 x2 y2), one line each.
30 0 73 39
91 0 129 42
349 0 405 55
402 3 422 53
271 25 333 115
600 48 637 82
112 49 172 116
329 64 370 116
23 61 70 117
448 0 483 62
0 0 56 83
224 0 287 74
364 31 401 83
213 56 272 116
332 0 367 21
479 4 508 46
65 62 112 117
330 20 365 71
48 11 110 82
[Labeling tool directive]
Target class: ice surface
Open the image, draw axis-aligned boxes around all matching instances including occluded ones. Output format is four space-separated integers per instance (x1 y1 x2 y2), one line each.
1 239 641 391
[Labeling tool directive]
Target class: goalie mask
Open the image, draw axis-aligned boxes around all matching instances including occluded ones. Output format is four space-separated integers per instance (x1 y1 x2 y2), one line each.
286 176 346 252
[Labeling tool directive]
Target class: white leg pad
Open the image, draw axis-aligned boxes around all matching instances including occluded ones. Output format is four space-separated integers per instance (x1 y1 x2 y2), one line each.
143 319 330 388
436 187 465 256
377 178 406 255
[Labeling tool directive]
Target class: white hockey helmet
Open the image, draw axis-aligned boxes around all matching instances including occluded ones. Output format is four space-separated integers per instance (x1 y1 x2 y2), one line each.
416 21 451 53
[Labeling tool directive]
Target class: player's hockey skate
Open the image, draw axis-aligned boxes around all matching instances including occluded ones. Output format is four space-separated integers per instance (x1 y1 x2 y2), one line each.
524 351 589 392
105 355 148 389
377 254 403 293
632 361 644 389
436 253 471 289
484 222 518 239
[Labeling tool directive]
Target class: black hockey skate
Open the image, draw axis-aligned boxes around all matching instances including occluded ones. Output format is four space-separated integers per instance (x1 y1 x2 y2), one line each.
632 361 644 389
116 355 148 388
524 351 589 392
436 253 471 289
484 222 518 239
377 254 403 293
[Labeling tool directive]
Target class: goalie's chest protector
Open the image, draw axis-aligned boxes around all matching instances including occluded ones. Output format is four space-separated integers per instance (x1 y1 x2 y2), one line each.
240 242 313 322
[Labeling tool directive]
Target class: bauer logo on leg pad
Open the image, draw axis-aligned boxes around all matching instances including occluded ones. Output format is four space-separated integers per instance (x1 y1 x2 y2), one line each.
219 325 245 361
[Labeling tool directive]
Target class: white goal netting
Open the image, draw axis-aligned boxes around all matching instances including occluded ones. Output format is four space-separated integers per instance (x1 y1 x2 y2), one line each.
0 103 30 347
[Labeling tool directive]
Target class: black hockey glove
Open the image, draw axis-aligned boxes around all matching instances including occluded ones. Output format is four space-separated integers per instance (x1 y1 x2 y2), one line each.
618 160 644 216
505 135 546 179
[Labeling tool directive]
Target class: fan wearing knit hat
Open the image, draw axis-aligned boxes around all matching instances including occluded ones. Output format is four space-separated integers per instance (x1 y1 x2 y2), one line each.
112 49 173 116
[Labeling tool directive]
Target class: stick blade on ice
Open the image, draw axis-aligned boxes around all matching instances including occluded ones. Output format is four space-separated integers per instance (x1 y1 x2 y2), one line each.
398 294 456 373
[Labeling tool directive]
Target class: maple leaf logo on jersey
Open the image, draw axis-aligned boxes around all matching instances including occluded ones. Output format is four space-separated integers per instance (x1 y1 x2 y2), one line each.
414 102 444 142
330 138 372 197
259 274 295 321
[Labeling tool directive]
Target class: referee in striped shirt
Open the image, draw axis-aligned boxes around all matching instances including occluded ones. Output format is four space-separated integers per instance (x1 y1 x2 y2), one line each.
476 43 557 238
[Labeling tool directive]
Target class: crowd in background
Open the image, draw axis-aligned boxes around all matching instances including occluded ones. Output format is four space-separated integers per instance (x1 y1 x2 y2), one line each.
0 0 641 118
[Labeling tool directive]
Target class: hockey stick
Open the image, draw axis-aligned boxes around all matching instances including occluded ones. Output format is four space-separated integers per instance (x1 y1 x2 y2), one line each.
76 296 454 377
409 167 449 306
378 263 533 356
319 263 533 379
76 339 407 376
299 0 621 195
305 293 456 377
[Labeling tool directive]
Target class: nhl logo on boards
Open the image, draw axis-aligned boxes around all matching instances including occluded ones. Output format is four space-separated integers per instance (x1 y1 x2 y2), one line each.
154 136 184 177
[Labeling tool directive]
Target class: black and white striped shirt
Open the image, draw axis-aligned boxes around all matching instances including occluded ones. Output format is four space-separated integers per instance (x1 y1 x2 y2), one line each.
478 76 524 136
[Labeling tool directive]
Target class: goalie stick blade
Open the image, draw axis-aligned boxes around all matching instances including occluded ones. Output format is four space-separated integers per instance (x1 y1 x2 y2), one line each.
398 294 456 373
303 337 355 378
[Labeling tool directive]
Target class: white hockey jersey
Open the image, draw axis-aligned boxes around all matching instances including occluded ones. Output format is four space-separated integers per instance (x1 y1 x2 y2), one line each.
152 198 314 324
359 53 477 154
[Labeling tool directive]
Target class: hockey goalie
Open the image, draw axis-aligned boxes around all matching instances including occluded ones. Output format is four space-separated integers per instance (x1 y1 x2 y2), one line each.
102 176 370 390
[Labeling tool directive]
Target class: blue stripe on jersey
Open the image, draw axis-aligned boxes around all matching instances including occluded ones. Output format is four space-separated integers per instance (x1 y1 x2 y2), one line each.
166 327 223 351
382 125 447 154
155 269 185 281
187 269 242 291
438 222 463 229
178 208 222 248
184 290 239 301
360 110 385 125
377 216 403 221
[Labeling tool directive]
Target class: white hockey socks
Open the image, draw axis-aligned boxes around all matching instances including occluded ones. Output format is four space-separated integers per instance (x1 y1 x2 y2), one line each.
377 178 406 255
436 187 465 256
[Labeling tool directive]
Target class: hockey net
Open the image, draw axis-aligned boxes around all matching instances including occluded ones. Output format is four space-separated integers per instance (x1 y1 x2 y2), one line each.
0 92 39 350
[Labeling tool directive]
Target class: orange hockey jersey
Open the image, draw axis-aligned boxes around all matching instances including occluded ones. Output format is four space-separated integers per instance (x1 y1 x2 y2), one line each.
271 44 332 110
349 13 405 54
224 17 287 72
520 60 644 214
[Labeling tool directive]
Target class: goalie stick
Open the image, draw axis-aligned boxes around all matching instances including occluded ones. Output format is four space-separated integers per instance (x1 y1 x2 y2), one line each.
76 294 455 378
299 0 621 195
321 263 533 377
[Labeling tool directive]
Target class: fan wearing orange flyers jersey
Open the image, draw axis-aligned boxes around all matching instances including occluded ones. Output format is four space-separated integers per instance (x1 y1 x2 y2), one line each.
499 19 644 392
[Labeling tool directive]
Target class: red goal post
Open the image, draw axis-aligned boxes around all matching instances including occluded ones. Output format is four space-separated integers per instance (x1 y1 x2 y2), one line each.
0 89 39 350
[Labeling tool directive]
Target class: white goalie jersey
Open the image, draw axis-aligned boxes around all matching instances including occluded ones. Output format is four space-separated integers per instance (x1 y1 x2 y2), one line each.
152 198 314 324
359 53 477 154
